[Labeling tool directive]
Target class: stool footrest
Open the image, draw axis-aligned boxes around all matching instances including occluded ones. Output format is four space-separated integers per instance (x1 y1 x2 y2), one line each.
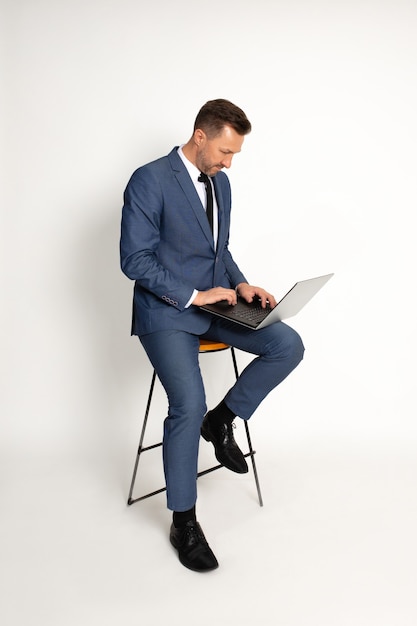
128 485 167 505
127 450 258 505
139 442 163 453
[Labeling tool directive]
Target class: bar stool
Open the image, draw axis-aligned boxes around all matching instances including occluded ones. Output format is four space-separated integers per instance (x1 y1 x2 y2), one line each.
127 339 263 507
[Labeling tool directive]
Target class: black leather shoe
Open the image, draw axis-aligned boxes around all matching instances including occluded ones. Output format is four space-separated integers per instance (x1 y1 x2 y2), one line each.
170 521 219 572
201 412 248 474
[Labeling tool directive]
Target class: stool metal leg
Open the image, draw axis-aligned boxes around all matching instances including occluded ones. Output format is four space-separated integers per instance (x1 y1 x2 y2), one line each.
127 370 165 505
230 347 264 507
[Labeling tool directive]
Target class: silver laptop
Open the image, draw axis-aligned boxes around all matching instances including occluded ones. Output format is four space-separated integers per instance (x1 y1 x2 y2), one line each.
199 273 334 330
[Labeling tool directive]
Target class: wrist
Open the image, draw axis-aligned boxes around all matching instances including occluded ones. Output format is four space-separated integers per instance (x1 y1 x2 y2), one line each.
235 282 248 296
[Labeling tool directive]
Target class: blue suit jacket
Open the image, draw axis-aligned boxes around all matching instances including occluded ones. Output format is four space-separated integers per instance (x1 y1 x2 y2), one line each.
120 147 248 336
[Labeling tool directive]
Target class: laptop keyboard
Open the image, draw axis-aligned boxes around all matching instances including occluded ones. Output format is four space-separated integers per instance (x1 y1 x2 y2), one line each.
230 299 272 323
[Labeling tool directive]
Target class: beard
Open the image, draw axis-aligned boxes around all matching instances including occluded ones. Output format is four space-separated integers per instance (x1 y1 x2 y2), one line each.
196 147 222 177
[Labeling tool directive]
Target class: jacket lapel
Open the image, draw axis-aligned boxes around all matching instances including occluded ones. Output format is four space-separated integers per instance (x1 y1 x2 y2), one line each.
168 149 215 249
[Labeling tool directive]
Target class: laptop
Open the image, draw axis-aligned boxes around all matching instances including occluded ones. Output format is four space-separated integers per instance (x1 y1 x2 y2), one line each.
199 273 334 330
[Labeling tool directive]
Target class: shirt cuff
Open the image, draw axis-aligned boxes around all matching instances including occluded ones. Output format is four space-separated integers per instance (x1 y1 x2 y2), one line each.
185 289 199 308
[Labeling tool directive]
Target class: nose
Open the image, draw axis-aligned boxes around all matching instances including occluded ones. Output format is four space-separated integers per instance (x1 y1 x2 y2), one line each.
221 155 233 169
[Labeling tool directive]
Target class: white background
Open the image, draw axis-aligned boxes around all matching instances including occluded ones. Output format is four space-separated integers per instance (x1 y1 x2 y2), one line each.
1 1 416 624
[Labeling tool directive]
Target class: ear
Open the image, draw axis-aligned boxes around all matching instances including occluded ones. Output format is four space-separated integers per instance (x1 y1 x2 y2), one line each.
194 128 206 146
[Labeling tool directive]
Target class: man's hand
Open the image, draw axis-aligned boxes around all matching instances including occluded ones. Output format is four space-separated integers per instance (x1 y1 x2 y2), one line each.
236 282 277 309
192 287 238 307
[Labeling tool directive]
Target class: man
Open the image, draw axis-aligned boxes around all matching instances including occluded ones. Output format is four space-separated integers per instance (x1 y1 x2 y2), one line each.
120 99 304 572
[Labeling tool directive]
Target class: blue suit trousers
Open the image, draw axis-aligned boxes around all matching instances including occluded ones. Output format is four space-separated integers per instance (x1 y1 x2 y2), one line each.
140 318 304 511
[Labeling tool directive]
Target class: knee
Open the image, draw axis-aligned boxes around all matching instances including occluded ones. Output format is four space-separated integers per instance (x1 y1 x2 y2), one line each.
271 324 305 364
186 396 207 423
288 327 305 363
168 394 207 426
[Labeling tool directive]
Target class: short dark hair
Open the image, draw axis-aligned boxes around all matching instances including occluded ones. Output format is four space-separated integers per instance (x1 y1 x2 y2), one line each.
194 99 252 138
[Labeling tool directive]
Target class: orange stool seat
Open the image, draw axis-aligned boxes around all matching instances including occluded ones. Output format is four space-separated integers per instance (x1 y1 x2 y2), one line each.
198 339 230 352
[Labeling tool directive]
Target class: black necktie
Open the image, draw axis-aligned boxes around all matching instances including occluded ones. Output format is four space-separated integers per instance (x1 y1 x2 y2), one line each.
198 172 213 233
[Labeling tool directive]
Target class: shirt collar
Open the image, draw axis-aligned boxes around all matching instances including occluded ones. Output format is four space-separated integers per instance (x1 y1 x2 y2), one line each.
177 145 204 185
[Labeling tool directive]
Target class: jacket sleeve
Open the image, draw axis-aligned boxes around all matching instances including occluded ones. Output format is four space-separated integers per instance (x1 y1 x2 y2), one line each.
120 167 195 310
223 247 248 288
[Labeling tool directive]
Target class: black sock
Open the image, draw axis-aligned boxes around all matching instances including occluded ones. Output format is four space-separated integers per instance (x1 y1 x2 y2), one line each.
173 506 196 528
208 399 236 424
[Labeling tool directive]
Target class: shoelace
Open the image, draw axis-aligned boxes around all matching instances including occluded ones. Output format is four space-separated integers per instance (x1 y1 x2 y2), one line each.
181 525 209 550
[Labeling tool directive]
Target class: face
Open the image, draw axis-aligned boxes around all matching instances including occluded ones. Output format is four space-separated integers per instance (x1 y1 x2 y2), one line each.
194 125 245 176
